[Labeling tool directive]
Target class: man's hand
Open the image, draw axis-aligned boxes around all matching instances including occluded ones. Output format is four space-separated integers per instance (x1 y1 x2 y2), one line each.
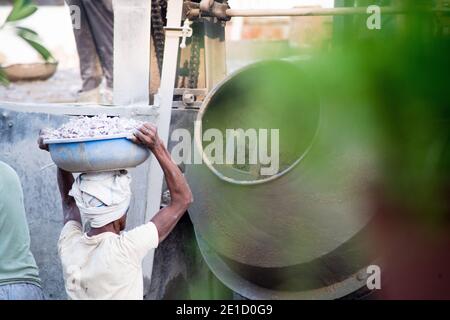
131 123 161 150
37 130 49 152
131 123 193 243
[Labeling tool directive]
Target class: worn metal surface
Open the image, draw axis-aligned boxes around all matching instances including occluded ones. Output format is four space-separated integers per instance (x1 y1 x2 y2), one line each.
186 61 376 298
196 233 370 300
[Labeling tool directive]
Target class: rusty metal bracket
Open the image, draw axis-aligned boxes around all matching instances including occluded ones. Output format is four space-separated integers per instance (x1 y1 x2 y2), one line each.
200 0 214 12
184 1 230 22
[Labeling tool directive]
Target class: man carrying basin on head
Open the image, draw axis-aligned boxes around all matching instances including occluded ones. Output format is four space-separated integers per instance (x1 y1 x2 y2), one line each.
38 123 193 300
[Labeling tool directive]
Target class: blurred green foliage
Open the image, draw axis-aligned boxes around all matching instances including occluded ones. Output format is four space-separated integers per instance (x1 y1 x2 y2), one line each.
306 1 450 227
5 0 37 22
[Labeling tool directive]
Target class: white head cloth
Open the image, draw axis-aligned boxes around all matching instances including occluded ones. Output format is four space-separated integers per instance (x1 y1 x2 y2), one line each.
69 171 132 228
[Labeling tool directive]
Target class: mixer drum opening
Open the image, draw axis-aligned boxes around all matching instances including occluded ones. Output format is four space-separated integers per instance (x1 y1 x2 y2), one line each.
198 60 321 184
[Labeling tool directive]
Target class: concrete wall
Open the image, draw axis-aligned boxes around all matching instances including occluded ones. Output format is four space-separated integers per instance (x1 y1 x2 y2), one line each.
0 106 229 299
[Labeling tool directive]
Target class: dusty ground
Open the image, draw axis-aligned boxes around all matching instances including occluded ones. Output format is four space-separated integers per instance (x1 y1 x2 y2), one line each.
0 69 81 103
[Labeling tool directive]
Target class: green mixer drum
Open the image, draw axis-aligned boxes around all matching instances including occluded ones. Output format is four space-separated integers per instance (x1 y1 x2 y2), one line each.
187 60 376 298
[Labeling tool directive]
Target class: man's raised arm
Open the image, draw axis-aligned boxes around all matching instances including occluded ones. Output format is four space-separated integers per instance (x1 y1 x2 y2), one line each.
57 168 82 225
133 123 193 243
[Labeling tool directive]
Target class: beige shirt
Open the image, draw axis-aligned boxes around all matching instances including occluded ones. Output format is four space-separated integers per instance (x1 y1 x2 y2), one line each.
58 221 159 300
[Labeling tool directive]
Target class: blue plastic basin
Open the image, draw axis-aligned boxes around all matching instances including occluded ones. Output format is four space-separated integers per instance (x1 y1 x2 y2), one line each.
46 135 150 173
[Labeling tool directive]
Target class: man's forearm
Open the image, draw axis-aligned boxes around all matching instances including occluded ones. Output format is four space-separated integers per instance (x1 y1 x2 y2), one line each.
152 141 192 208
57 168 74 201
150 140 193 242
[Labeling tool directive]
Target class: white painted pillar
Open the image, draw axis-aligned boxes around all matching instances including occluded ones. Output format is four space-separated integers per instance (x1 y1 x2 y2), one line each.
142 0 185 286
113 0 151 105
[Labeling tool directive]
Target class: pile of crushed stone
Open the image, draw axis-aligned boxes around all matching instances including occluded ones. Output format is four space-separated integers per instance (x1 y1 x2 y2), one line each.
44 115 143 140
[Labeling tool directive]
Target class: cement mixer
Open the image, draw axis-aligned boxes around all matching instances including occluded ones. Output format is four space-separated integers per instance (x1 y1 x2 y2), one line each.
3 0 440 300
186 60 377 299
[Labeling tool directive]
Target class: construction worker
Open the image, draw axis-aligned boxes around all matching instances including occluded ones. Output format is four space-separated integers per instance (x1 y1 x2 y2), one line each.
66 0 114 104
0 161 45 300
38 123 193 300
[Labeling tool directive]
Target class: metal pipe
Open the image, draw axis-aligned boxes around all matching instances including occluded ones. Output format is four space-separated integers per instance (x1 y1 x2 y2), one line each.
189 6 449 18
226 7 401 17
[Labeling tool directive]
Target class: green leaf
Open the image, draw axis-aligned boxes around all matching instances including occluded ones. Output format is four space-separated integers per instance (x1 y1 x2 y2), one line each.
22 37 54 62
15 26 38 36
0 67 10 86
16 27 55 62
6 1 38 23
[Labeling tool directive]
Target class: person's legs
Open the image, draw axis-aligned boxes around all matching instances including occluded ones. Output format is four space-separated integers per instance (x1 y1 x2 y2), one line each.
0 283 45 300
0 285 5 300
66 0 103 92
81 0 114 90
